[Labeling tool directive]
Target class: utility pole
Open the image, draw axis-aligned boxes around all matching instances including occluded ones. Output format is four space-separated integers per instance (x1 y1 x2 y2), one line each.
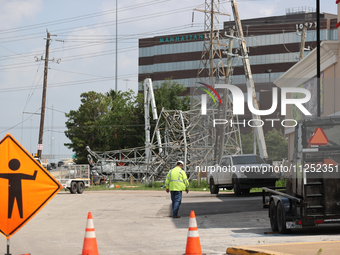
37 31 50 158
115 0 118 92
316 0 321 117
230 0 268 159
299 24 307 60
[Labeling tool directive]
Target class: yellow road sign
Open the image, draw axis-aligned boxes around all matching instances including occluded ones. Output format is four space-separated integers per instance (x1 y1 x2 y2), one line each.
0 134 61 239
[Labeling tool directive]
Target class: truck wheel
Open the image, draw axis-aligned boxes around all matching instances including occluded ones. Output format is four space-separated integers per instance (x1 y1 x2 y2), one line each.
241 188 250 195
233 177 241 196
70 182 77 194
77 182 84 194
269 200 278 231
210 178 219 194
277 202 290 234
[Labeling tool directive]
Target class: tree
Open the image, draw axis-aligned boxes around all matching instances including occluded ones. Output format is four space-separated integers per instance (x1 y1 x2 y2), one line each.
153 79 190 112
135 78 190 147
64 91 110 163
64 90 141 163
104 89 144 150
240 132 255 154
136 78 190 114
265 128 288 161
240 128 287 161
64 79 189 163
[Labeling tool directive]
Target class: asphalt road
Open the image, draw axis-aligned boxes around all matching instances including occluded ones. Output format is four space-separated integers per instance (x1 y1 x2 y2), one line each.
1 190 340 255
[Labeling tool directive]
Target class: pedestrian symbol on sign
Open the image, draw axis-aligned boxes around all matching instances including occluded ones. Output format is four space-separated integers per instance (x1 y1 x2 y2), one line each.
0 159 37 219
0 133 61 239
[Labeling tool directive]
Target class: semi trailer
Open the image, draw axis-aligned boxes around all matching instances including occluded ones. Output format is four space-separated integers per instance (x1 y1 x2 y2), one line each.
263 116 340 233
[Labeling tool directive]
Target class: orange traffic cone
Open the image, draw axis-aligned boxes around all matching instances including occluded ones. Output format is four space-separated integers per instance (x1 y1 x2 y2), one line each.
185 211 202 255
82 212 99 255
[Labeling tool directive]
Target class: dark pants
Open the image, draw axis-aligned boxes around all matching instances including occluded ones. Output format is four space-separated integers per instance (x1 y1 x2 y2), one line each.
170 191 182 217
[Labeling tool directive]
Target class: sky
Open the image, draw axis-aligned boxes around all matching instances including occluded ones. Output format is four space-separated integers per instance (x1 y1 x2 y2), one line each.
0 0 337 161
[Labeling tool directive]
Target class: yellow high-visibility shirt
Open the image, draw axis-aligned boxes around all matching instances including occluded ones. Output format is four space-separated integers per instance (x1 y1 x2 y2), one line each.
165 166 189 191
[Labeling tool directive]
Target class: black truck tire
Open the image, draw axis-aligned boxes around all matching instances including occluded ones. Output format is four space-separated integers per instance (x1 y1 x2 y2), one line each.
210 178 219 194
77 182 84 194
277 201 290 234
233 177 241 196
269 200 278 231
70 181 77 194
241 188 250 195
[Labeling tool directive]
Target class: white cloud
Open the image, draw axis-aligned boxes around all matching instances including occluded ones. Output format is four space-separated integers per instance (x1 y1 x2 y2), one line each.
0 0 43 29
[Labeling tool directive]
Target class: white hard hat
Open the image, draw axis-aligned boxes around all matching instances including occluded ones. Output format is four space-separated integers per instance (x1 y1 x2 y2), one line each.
176 160 184 165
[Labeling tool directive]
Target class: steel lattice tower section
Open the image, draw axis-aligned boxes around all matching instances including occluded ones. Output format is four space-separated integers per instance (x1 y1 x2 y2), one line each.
192 0 242 170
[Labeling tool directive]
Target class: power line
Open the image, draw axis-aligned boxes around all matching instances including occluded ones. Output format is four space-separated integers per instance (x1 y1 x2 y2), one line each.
0 0 170 35
0 24 203 63
0 73 138 93
0 3 200 44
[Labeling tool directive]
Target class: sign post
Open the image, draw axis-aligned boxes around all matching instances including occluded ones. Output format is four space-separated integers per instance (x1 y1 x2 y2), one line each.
0 134 61 253
6 239 10 255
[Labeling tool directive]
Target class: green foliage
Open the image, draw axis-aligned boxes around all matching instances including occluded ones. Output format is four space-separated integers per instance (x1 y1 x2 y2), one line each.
189 180 209 189
64 91 111 163
240 132 257 154
64 79 188 163
64 90 142 163
136 78 190 114
265 128 288 161
275 179 286 188
153 79 190 112
240 129 287 161
143 180 209 189
104 89 144 150
144 181 164 188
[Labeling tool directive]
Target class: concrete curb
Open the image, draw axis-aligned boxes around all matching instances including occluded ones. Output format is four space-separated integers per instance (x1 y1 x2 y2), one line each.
227 247 289 255
226 241 340 255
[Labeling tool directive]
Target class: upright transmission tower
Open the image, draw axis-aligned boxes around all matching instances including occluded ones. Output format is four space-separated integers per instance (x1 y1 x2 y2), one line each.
192 0 242 168
195 0 228 86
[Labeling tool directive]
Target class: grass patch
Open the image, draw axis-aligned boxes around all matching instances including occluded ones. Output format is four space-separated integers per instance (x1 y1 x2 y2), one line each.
63 178 287 193
250 179 286 193
76 179 213 192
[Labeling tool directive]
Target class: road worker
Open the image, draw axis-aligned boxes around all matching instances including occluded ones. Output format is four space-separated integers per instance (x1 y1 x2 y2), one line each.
165 160 189 218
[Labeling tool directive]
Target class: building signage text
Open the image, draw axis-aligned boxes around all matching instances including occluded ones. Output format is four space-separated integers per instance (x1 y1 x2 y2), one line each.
159 34 204 43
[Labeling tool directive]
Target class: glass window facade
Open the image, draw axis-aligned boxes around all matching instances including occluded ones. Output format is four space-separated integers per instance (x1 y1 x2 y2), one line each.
139 27 337 92
139 52 300 74
139 72 285 90
139 29 336 57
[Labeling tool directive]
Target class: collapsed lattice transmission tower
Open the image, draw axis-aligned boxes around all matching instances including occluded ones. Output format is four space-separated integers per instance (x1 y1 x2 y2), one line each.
86 1 246 182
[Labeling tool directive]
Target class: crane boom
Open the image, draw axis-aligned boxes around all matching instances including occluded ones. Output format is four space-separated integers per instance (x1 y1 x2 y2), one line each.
230 0 268 159
144 78 162 162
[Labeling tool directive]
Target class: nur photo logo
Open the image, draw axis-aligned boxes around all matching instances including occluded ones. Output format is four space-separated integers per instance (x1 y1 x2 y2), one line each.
200 83 312 117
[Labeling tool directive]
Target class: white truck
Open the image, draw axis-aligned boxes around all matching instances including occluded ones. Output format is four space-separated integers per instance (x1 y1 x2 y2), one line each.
208 154 278 195
51 164 91 194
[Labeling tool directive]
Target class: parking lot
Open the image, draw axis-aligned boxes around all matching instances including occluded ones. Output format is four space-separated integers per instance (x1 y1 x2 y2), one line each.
1 190 340 255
